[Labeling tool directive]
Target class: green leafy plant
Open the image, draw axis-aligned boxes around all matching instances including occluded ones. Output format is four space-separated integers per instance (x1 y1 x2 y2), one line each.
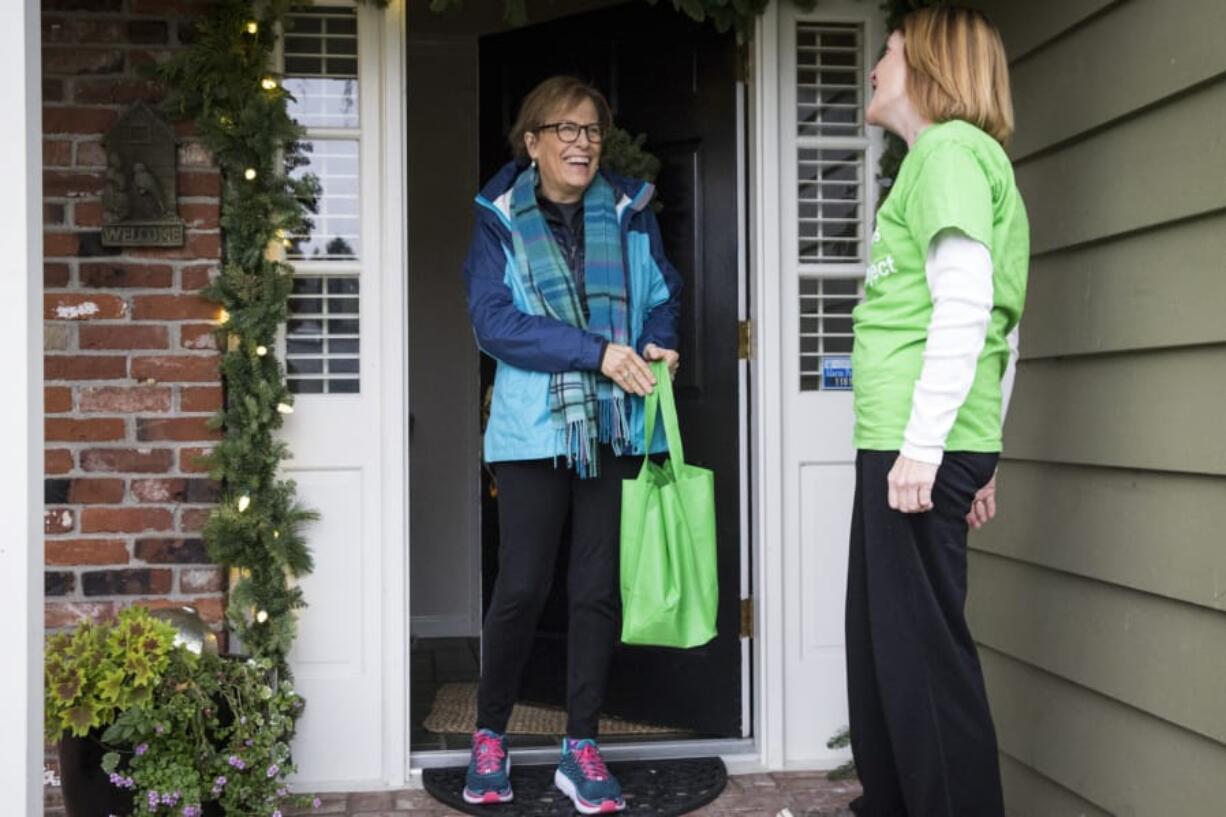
826 726 858 781
101 652 314 817
45 607 179 740
600 125 665 213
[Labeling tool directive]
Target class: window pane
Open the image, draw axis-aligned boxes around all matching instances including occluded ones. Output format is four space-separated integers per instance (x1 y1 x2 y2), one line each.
796 23 863 138
286 275 362 395
285 7 359 127
289 139 360 261
798 149 865 263
798 276 863 392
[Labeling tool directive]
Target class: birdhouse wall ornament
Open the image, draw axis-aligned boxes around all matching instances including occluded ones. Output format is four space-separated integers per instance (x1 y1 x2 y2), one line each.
101 102 186 247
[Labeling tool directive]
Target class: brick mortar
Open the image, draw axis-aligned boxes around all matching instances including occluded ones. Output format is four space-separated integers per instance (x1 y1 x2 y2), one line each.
41 1 227 632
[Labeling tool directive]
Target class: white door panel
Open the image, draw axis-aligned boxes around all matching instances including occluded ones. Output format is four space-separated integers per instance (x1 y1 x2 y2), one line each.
777 1 884 765
274 3 405 788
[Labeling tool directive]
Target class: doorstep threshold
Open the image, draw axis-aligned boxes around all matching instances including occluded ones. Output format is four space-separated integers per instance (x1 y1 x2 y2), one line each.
410 737 756 771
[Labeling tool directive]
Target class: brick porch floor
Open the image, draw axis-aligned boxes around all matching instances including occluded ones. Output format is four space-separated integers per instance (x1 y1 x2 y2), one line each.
45 770 861 816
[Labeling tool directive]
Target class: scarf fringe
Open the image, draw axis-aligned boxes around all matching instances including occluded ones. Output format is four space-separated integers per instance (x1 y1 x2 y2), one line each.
554 394 630 479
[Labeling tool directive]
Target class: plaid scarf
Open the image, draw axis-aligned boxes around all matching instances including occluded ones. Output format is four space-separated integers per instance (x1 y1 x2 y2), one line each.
509 165 630 477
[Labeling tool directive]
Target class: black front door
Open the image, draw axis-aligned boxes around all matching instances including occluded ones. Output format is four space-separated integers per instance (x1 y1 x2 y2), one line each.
478 0 744 738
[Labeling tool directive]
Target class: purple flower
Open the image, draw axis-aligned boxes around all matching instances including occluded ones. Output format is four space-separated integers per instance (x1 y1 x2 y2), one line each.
312 798 322 810
227 755 246 770
277 787 288 797
154 724 166 734
147 791 160 811
211 775 228 796
182 807 202 817
109 774 135 790
245 738 255 747
272 811 282 817
135 743 148 756
266 764 279 778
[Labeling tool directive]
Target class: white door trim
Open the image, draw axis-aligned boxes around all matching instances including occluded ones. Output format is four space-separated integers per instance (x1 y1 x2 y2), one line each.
749 0 788 772
378 0 410 788
0 1 43 812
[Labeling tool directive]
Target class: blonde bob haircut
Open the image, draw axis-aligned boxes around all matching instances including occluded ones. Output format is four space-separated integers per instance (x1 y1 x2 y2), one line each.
901 5 1014 146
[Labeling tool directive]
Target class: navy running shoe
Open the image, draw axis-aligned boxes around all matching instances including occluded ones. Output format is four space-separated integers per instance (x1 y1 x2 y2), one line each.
554 737 625 814
463 728 512 804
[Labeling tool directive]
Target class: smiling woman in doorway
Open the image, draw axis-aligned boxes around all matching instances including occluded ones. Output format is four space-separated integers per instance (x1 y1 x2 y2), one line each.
460 76 682 813
845 6 1028 817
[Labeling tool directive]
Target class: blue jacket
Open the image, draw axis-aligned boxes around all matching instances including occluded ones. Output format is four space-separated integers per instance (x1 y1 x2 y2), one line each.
463 160 683 463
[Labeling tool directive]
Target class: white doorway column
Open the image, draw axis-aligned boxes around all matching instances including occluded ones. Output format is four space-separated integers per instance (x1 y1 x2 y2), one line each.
0 0 44 814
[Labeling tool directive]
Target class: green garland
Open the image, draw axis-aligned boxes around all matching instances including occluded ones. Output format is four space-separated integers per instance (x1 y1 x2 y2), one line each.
156 0 319 673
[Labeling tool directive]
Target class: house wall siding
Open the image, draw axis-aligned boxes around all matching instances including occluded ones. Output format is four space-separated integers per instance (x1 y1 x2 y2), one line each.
41 0 224 632
967 1 1226 813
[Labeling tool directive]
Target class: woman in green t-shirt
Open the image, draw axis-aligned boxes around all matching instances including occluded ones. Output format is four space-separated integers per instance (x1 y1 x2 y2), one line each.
845 7 1028 817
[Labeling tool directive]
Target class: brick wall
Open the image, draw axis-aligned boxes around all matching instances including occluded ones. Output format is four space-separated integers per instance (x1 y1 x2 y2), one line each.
42 0 226 632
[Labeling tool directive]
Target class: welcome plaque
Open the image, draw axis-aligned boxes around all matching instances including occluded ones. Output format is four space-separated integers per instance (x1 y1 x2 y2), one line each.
101 102 185 247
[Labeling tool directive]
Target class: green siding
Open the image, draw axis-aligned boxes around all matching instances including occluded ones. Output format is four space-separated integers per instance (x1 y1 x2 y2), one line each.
1023 212 1226 359
969 551 1226 742
1016 77 1226 254
982 0 1118 62
1004 346 1226 474
999 754 1111 817
974 461 1226 611
1009 0 1226 158
965 2 1226 814
983 648 1226 816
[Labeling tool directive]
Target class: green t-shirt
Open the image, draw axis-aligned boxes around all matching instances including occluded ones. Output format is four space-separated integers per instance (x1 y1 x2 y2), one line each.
852 119 1029 452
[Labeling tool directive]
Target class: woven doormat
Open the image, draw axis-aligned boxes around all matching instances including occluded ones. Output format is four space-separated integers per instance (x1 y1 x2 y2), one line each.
422 682 675 736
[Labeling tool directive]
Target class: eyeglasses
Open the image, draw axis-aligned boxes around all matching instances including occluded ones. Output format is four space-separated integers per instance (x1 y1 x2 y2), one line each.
535 121 605 144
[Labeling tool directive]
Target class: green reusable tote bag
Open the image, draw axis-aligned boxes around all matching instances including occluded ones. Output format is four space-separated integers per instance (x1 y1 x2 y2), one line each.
620 361 718 648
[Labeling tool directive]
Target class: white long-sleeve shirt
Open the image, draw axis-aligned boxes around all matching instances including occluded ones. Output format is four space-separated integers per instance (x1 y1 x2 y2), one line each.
900 229 1020 465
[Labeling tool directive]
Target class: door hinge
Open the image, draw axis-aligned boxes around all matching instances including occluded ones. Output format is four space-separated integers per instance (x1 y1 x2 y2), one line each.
740 597 754 638
737 320 753 360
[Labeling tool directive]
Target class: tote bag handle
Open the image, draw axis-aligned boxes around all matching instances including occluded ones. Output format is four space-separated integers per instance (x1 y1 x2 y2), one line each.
640 360 685 469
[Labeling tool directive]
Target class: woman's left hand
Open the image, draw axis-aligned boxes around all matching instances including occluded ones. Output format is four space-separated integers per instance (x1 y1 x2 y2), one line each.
887 454 939 513
643 344 680 379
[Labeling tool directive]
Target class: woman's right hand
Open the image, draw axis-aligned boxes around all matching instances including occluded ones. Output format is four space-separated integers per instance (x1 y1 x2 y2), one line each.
601 344 656 396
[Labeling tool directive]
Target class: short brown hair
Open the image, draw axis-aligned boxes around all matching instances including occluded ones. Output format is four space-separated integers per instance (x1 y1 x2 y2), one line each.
508 76 614 161
901 5 1014 146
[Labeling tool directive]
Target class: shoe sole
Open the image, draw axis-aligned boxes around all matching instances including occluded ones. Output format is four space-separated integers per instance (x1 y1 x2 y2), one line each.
554 768 626 815
463 756 513 804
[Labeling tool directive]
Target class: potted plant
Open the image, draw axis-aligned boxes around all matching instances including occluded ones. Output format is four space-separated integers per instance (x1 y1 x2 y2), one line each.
45 606 179 817
46 607 321 817
101 650 314 816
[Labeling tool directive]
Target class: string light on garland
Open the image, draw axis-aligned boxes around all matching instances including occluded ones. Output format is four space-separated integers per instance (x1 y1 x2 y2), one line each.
256 610 269 624
261 76 279 92
256 345 268 357
237 495 252 513
245 20 258 34
276 403 294 415
244 167 257 180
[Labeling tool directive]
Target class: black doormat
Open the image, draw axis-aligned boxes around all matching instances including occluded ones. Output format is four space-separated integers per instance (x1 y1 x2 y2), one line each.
422 756 727 817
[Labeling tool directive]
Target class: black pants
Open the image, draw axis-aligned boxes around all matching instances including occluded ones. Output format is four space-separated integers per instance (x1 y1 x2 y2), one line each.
476 447 640 739
845 450 1005 817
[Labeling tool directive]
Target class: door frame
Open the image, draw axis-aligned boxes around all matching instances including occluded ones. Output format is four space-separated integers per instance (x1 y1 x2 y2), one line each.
398 0 874 777
379 0 411 790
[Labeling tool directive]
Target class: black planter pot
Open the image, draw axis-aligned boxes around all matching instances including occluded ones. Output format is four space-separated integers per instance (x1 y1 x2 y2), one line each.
58 732 134 817
57 732 223 817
